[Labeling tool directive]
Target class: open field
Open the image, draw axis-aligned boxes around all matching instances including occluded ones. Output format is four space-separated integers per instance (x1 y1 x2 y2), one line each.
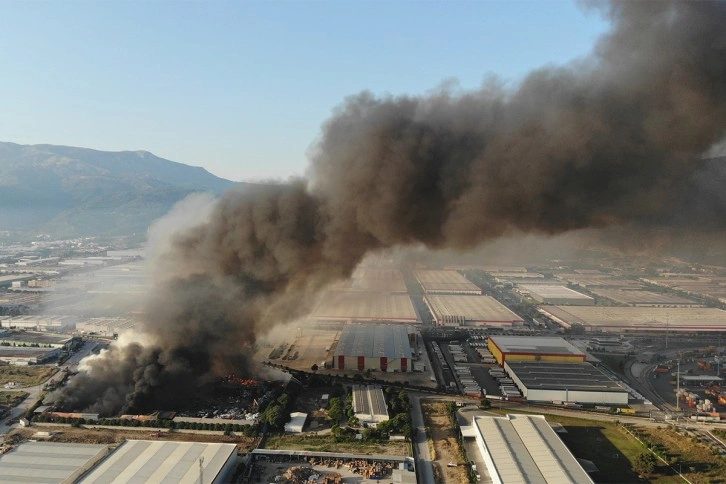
632 425 726 483
422 401 469 484
0 391 29 407
0 366 58 387
264 434 409 456
256 327 339 371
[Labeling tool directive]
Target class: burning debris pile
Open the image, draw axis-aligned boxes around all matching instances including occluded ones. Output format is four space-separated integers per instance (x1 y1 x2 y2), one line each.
56 0 726 416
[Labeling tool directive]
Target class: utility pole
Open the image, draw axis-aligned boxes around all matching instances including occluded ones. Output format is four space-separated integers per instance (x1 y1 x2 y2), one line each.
665 314 669 349
676 359 680 411
199 456 204 484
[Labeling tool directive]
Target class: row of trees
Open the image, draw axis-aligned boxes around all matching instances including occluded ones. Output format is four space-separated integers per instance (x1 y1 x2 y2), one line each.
31 414 259 435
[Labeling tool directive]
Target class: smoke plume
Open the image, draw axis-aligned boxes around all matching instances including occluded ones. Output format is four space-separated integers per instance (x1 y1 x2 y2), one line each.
57 0 726 415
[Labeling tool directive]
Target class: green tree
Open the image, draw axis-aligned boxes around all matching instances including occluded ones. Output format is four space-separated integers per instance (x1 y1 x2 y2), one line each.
633 452 658 475
261 404 287 430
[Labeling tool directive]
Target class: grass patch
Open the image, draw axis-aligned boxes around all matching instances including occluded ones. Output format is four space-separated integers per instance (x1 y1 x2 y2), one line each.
0 366 58 387
634 426 726 483
0 391 29 407
264 434 410 456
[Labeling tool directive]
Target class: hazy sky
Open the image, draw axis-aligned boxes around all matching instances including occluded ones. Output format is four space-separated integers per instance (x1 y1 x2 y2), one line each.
0 1 608 182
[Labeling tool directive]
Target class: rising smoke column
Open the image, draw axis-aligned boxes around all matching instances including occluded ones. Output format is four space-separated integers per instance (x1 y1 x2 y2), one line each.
57 0 726 415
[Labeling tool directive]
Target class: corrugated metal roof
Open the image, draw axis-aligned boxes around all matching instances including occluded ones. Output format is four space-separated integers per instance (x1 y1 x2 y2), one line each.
0 441 108 484
474 415 593 484
505 361 627 393
352 385 389 420
490 336 584 356
334 325 412 359
80 440 236 484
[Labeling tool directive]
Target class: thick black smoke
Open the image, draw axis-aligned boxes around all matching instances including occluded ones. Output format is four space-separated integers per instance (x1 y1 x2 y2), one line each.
57 0 726 415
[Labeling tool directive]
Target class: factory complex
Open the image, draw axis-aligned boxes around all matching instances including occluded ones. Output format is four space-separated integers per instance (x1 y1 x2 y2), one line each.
518 284 594 306
487 336 585 365
414 270 482 295
504 361 629 405
539 306 726 332
424 295 524 327
463 414 593 484
332 324 414 372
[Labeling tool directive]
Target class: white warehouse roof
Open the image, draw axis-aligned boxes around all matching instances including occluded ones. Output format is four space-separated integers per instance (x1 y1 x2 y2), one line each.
519 285 593 302
472 414 593 484
80 440 237 484
0 441 109 484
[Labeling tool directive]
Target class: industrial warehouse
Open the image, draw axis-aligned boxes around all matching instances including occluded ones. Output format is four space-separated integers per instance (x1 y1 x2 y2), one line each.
462 414 594 484
80 440 237 483
352 384 390 427
0 441 109 483
309 291 417 323
539 306 726 332
518 284 594 305
487 336 586 365
504 361 629 405
587 288 701 307
414 270 482 295
332 324 414 372
328 268 408 293
424 295 524 327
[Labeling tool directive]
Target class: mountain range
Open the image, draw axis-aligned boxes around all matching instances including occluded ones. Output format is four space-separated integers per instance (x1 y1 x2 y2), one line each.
0 142 238 237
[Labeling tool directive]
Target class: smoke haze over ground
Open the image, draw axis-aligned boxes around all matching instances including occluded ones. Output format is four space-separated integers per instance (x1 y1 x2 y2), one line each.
56 0 726 415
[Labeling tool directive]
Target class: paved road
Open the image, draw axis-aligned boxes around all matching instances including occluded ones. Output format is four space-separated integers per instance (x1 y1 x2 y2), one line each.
409 393 435 484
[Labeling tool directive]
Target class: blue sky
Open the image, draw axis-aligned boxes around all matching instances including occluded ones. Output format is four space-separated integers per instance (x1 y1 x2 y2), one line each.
0 1 609 182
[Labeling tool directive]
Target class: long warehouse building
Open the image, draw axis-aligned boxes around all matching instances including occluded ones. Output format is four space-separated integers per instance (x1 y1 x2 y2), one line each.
540 306 726 332
414 270 482 295
333 324 414 372
488 335 586 365
518 285 594 305
310 292 417 323
424 295 524 327
465 414 594 484
504 361 629 405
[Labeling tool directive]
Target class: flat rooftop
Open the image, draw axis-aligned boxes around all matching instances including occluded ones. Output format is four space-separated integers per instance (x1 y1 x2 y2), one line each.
0 346 58 357
589 289 700 306
0 441 108 484
0 331 70 345
540 306 726 331
334 324 413 359
329 268 408 293
425 295 524 323
505 361 627 393
519 284 593 301
414 270 481 294
556 274 643 289
472 414 593 484
490 336 584 357
80 440 236 484
310 292 416 322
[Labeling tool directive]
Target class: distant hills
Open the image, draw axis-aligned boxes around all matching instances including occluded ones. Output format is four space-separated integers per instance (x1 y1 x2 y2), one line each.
0 142 238 237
